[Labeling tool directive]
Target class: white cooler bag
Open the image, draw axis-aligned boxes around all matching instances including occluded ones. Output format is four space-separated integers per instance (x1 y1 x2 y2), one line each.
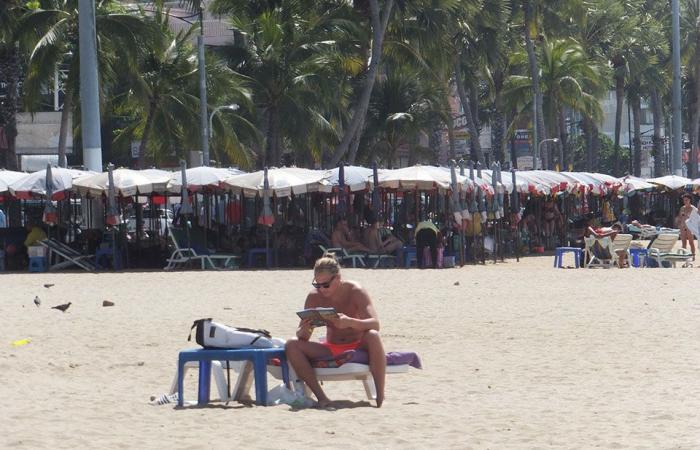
188 318 274 349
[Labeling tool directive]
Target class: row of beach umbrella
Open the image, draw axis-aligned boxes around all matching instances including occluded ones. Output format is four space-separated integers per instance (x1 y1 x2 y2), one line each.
3 165 700 201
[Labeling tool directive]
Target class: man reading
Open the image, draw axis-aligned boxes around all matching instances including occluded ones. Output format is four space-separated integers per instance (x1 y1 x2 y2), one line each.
285 254 386 408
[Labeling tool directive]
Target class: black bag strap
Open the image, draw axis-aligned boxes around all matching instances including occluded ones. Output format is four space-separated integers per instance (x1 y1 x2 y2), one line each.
225 360 231 405
234 327 271 339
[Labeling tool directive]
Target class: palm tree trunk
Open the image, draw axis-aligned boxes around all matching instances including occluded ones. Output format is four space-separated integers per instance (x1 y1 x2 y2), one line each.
524 0 547 168
613 71 624 175
57 86 73 169
557 107 567 170
650 87 665 177
347 115 366 164
445 108 457 161
582 116 593 171
0 44 20 170
137 99 157 169
591 121 600 172
492 108 505 164
454 56 484 163
329 0 394 166
630 93 642 177
690 58 700 179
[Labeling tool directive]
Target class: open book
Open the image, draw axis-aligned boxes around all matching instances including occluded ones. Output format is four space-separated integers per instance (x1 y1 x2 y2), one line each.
296 307 339 327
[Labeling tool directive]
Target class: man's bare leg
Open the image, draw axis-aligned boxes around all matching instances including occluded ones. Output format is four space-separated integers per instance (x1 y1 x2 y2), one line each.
285 338 333 407
360 330 386 407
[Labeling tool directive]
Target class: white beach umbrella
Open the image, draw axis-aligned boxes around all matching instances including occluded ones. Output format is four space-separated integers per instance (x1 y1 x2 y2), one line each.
324 165 375 192
510 171 552 195
378 165 453 191
139 168 173 193
223 167 330 198
73 168 161 197
620 175 655 192
9 167 92 199
168 166 245 193
0 170 27 195
647 174 692 190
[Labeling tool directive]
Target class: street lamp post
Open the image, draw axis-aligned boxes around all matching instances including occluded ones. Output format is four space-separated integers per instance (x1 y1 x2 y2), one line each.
536 138 559 170
207 104 239 163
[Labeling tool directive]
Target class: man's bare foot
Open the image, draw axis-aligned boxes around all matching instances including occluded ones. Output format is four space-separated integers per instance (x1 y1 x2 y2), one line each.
316 397 333 409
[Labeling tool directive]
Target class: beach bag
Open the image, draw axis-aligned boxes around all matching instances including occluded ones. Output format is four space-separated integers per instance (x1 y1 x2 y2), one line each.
188 318 274 349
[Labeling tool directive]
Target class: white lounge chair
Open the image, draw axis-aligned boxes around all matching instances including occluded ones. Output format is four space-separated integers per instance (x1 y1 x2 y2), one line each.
584 236 615 268
318 245 366 268
611 233 633 267
39 238 96 272
268 362 410 401
164 227 240 270
647 233 693 268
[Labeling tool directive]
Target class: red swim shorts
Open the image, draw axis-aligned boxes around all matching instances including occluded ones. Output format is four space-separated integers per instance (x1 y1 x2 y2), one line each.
321 340 361 357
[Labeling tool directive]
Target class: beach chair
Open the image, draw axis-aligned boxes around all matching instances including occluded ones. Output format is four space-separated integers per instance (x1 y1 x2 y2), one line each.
583 236 615 268
611 233 633 267
646 233 693 268
267 362 411 401
164 227 240 270
318 245 367 268
38 238 96 272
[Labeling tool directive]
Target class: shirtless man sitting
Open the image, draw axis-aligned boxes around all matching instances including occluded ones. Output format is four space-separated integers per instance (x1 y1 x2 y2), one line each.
285 255 386 407
331 218 370 253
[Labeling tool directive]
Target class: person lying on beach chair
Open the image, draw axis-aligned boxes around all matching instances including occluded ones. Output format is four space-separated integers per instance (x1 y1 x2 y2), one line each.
285 254 386 408
331 218 370 253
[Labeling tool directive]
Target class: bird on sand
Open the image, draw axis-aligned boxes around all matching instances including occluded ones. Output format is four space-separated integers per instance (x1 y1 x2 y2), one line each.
34 296 41 307
51 302 71 312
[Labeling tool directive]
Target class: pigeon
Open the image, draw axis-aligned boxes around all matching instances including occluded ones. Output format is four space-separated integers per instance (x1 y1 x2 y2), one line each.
34 296 41 307
51 302 72 312
43 284 54 289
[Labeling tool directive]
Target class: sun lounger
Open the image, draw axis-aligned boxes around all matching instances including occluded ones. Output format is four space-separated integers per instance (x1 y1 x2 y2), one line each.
611 234 633 267
318 245 367 268
584 236 615 268
646 233 693 268
164 227 240 270
38 238 96 272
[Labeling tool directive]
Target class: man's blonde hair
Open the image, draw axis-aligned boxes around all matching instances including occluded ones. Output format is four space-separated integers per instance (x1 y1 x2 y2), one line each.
314 253 340 276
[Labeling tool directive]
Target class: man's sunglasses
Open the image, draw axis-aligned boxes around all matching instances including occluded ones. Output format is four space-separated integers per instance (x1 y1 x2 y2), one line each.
312 275 336 289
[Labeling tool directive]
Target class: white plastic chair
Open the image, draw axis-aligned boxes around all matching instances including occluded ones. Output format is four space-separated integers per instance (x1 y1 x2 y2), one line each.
647 233 693 268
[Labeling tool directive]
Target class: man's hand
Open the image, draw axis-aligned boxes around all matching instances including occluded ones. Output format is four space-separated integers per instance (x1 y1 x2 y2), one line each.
296 318 315 340
328 313 356 329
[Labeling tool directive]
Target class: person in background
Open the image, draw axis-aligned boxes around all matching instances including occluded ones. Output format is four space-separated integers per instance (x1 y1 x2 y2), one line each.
363 219 403 256
676 193 697 258
23 219 47 248
0 207 7 228
331 218 370 253
415 217 439 268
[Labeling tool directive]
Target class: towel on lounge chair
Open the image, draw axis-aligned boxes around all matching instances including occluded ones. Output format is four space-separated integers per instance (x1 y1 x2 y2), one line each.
305 350 422 369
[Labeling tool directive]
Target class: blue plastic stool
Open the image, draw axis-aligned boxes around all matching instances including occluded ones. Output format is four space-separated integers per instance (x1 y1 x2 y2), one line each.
247 248 272 267
177 347 289 407
29 256 47 272
629 247 648 268
553 247 583 268
403 246 417 268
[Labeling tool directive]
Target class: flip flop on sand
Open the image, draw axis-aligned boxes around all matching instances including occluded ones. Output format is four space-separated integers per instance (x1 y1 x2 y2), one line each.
149 393 178 406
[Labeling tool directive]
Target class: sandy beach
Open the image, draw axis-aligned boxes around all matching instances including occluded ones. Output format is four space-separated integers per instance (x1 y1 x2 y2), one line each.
2 256 700 449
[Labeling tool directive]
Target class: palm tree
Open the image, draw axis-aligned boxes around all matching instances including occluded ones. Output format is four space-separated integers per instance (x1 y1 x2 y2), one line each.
19 0 152 167
0 1 25 170
504 38 604 169
212 0 359 167
682 0 700 177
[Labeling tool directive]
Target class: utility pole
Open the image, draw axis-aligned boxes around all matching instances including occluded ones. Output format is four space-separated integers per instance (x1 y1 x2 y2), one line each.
198 6 210 167
671 0 683 175
78 0 102 171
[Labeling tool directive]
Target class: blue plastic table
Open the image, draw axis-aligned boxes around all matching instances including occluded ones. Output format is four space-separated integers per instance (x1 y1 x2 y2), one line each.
177 347 289 406
629 247 648 268
247 248 273 267
553 247 583 268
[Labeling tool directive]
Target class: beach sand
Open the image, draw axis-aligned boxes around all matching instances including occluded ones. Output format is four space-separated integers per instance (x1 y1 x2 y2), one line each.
2 256 700 449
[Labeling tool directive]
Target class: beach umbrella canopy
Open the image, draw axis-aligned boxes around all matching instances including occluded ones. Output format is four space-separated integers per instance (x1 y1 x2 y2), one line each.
10 167 92 199
139 168 173 193
42 164 58 225
0 170 27 195
223 167 330 198
620 175 655 192
169 166 245 193
647 174 692 190
73 168 165 197
325 165 374 192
